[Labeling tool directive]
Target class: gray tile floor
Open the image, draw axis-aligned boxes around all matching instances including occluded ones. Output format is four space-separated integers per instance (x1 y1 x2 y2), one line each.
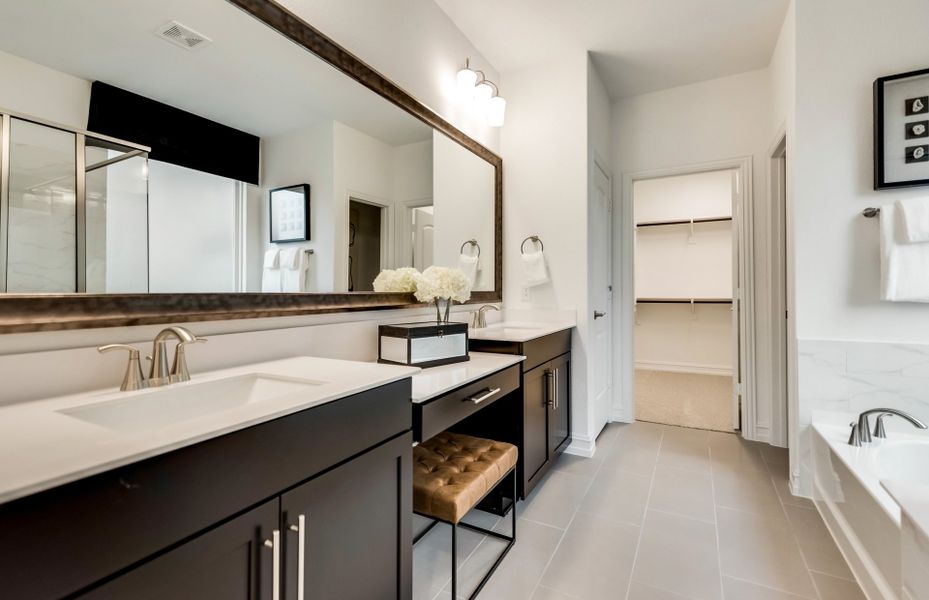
412 422 866 600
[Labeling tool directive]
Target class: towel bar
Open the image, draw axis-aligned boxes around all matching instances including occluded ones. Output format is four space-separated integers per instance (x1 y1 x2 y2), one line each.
520 236 543 254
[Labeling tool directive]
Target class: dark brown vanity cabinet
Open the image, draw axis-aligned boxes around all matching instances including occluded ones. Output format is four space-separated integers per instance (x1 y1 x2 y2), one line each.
471 329 572 497
0 379 413 600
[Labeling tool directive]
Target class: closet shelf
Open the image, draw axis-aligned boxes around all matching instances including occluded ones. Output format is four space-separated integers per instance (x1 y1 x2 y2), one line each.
635 297 733 304
635 216 732 228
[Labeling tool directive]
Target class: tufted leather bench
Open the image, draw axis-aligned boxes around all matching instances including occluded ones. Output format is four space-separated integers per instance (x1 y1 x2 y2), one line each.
413 431 518 524
412 431 518 599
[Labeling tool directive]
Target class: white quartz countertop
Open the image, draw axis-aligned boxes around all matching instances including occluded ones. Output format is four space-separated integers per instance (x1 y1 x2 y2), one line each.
0 356 419 505
411 352 525 403
468 321 574 343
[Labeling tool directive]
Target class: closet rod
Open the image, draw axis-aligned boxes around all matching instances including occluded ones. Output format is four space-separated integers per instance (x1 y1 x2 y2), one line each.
636 216 733 228
635 298 733 304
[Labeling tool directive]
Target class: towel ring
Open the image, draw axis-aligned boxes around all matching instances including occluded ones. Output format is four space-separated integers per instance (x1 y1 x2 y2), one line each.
521 235 544 255
460 239 480 257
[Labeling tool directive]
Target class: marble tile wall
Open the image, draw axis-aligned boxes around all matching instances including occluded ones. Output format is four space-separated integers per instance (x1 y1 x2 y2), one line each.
797 338 929 496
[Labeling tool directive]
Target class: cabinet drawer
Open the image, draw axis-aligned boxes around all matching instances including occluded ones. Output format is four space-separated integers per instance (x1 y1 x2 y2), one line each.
416 365 519 442
522 330 571 372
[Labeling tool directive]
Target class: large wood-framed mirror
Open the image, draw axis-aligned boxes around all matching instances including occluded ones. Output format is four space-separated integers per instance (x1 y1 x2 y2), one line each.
0 0 502 333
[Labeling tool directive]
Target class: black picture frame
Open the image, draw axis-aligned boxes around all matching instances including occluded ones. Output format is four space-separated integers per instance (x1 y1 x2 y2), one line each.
269 184 311 242
874 67 929 189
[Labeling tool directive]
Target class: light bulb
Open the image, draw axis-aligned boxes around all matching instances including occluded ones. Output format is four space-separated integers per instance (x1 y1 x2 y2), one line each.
456 67 478 100
474 81 494 111
487 96 506 127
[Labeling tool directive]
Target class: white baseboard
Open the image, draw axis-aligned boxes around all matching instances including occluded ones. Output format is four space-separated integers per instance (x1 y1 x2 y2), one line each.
564 436 596 458
635 360 732 377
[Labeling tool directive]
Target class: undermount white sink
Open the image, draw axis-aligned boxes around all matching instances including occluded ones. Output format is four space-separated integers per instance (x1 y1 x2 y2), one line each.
59 373 327 433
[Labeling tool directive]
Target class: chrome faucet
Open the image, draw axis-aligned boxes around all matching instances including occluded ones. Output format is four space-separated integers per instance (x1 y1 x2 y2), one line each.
97 326 206 391
472 304 500 329
848 408 928 446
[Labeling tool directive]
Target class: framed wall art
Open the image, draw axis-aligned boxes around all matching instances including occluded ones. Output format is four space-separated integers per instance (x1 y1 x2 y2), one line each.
875 67 929 189
269 184 311 242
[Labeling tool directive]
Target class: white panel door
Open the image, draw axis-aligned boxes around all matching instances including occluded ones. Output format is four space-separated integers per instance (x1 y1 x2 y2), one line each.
591 162 613 434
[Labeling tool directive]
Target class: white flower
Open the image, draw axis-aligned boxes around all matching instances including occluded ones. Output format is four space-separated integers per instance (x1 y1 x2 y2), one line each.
373 267 420 293
413 266 472 303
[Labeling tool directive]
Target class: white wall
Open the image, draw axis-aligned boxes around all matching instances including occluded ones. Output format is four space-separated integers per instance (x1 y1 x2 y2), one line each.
148 161 237 293
612 68 775 438
260 121 335 292
790 0 929 495
633 172 734 374
0 49 89 129
432 132 495 291
501 53 593 452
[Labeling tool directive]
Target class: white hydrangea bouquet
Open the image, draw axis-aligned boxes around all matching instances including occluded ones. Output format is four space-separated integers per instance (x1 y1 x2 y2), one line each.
373 265 471 323
372 267 420 293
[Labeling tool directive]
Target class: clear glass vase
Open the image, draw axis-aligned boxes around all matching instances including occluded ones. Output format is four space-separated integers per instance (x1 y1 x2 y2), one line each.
434 297 451 323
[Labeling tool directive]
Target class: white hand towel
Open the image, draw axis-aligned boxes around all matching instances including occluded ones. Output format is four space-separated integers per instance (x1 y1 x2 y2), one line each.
897 197 929 243
881 203 929 302
522 249 550 288
261 249 281 292
458 253 480 286
280 247 309 293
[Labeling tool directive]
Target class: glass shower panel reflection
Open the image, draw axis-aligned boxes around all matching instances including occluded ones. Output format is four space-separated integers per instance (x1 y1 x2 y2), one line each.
6 119 76 292
84 142 149 293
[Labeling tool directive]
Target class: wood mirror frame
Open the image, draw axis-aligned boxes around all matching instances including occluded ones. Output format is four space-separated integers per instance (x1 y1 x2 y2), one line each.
0 0 502 334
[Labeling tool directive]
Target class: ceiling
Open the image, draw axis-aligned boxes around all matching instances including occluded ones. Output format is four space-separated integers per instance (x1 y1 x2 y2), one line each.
434 0 789 99
0 0 430 144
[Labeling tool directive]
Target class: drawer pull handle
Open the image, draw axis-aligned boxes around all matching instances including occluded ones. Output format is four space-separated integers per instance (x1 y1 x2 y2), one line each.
466 387 501 404
263 529 281 600
546 370 555 407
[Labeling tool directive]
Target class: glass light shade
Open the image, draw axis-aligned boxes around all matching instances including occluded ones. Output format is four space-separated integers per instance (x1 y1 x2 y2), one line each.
456 68 478 99
487 95 506 127
474 81 494 110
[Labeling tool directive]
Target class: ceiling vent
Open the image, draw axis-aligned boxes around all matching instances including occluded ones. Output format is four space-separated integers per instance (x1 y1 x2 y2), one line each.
155 21 212 50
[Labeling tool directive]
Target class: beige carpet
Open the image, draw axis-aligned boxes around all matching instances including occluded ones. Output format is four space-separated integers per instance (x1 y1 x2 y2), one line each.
635 369 734 432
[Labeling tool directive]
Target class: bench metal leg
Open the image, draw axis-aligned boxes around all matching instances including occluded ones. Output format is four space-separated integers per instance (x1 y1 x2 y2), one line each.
451 523 458 599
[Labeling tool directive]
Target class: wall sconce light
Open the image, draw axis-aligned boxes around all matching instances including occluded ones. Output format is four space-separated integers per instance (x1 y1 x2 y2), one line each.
457 58 506 127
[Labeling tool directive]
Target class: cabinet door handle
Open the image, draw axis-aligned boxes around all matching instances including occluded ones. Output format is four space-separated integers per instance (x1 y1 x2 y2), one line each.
554 368 559 409
263 529 281 600
288 514 306 599
545 370 555 407
465 387 501 404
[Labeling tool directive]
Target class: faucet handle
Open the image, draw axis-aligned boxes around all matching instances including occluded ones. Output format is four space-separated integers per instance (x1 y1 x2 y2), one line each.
171 336 207 382
874 412 894 438
98 344 147 391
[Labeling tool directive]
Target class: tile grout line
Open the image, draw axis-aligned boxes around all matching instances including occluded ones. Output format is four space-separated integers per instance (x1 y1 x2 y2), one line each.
526 428 619 599
708 441 727 600
762 450 823 600
621 428 664 600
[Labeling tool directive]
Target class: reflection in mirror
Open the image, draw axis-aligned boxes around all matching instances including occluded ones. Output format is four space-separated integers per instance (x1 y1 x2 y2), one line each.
0 0 497 296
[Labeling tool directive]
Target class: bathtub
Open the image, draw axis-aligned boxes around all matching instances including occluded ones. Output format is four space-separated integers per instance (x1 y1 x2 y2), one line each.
812 411 929 600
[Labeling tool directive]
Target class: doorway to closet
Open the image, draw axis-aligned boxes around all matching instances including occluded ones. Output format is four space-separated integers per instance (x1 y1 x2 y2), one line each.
632 169 739 432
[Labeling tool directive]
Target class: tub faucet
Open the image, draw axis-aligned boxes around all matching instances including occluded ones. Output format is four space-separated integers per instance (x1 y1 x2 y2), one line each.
848 408 927 446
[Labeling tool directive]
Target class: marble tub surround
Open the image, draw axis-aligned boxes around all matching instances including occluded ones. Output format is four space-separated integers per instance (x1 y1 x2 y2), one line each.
0 356 418 504
411 352 525 403
797 338 929 498
884 482 929 600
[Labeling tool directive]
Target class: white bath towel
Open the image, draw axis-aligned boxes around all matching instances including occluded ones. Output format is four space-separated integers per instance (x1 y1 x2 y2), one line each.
261 248 281 292
897 197 929 243
881 203 929 302
458 253 480 286
521 249 550 288
280 247 309 293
